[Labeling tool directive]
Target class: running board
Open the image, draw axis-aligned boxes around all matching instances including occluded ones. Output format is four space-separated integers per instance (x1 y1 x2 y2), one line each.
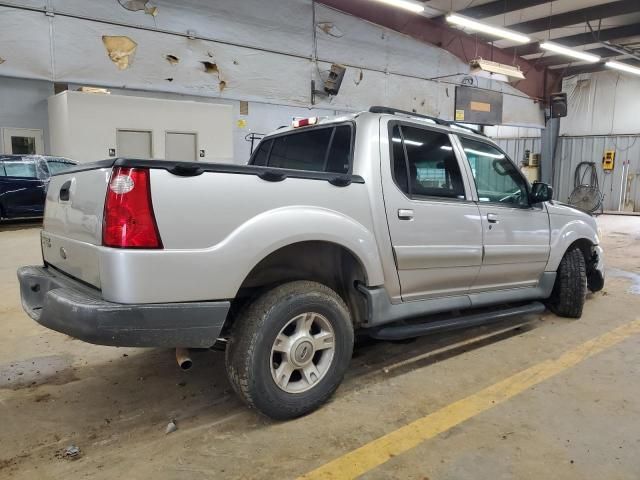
367 302 546 341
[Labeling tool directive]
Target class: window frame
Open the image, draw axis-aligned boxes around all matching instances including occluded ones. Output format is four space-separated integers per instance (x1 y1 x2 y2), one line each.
455 133 533 209
248 121 356 175
387 120 471 203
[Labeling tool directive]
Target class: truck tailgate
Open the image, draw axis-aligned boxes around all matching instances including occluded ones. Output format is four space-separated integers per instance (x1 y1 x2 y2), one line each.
42 162 113 288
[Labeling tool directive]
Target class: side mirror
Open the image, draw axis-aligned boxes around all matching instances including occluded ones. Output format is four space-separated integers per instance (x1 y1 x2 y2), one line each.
530 181 553 203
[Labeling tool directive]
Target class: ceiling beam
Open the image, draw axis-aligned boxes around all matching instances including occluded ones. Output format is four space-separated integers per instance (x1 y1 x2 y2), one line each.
505 23 640 57
448 0 550 20
507 0 640 34
316 0 555 100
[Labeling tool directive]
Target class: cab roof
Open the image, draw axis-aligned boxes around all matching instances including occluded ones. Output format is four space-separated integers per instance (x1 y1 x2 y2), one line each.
265 106 489 141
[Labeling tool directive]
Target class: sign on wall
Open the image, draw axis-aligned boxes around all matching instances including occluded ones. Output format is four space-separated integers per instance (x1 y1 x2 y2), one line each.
454 87 503 125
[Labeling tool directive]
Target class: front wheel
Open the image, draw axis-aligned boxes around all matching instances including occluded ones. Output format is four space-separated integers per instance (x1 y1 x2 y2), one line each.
225 281 354 420
546 247 587 318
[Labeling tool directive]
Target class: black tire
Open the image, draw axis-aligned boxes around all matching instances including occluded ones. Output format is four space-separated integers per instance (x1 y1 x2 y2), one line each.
546 247 587 318
225 281 354 420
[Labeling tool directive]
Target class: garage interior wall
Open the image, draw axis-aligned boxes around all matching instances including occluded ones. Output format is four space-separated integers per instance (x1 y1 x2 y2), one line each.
0 0 545 162
0 77 53 154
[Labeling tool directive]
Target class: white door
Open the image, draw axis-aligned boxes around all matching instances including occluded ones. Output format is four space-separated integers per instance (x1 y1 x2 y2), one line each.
1 128 44 155
165 132 197 161
116 130 153 159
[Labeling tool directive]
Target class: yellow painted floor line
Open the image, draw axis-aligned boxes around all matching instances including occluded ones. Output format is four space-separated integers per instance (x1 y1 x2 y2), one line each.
299 319 640 480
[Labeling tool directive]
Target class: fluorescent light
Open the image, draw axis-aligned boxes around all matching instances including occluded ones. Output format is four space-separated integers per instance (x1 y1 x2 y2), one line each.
446 14 530 44
372 0 424 13
605 60 640 76
441 145 453 151
470 58 525 81
392 137 423 146
540 42 600 63
464 148 504 159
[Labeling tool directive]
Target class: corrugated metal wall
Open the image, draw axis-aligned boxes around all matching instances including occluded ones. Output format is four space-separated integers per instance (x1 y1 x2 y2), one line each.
554 136 640 212
494 137 542 166
493 135 640 212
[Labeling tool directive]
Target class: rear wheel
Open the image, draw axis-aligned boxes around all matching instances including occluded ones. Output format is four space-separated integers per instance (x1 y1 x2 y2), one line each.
546 247 587 318
225 281 354 420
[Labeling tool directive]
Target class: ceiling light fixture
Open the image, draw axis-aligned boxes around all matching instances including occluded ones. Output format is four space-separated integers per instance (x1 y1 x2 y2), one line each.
372 0 424 14
540 42 600 63
470 58 526 82
446 14 530 44
605 60 640 76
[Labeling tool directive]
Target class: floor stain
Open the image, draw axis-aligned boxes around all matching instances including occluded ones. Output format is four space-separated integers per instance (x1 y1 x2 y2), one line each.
607 268 640 295
0 355 76 389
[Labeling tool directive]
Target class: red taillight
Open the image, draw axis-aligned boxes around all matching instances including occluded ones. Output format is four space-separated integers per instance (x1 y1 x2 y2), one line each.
103 167 163 249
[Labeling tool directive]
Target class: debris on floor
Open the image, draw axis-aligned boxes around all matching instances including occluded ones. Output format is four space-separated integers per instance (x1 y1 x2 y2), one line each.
165 420 178 434
57 445 81 460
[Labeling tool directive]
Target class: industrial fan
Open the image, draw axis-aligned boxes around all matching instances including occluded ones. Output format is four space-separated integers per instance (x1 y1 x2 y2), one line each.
568 162 603 214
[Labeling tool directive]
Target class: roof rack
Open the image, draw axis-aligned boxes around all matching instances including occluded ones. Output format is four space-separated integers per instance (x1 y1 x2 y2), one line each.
368 106 487 137
369 106 449 126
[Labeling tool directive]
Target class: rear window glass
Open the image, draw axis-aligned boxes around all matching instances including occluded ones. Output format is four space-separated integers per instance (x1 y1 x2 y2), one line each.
47 161 75 175
250 125 352 174
3 160 38 178
252 139 272 166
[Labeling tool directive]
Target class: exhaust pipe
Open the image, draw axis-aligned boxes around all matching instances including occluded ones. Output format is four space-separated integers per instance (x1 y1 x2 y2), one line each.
175 348 193 370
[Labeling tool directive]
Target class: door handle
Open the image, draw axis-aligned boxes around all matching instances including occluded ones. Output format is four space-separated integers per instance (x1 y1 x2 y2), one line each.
59 180 72 202
398 209 414 220
487 213 499 223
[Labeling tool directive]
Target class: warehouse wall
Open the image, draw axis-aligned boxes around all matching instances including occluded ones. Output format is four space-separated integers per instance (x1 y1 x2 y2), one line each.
0 77 53 152
0 0 544 129
553 135 640 213
561 71 640 136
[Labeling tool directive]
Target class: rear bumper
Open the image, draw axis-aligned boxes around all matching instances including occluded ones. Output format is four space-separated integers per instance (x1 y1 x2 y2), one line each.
17 265 230 348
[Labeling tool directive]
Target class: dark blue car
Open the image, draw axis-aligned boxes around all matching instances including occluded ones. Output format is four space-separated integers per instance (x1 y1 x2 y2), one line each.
0 155 77 220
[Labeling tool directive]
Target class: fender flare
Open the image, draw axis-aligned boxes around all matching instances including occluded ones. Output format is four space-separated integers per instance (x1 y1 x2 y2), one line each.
222 206 386 296
546 218 599 272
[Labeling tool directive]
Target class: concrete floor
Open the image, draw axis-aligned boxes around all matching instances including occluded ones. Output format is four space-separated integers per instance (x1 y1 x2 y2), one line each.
0 215 639 479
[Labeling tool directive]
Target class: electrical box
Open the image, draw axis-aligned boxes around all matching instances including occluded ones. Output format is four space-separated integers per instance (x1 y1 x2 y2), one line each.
603 150 615 171
528 153 540 167
524 151 540 167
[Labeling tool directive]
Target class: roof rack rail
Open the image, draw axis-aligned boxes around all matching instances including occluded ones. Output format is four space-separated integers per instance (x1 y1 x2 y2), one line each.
368 106 487 137
369 106 449 126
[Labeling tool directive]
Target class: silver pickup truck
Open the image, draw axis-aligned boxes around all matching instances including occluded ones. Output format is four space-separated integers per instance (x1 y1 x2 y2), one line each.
18 107 604 419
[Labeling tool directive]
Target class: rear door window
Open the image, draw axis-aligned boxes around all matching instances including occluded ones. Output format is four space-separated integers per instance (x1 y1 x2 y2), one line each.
390 124 466 200
250 124 353 174
3 160 38 178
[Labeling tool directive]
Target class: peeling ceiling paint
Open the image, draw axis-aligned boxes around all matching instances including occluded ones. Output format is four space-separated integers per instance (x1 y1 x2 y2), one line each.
201 61 219 74
165 54 180 65
317 22 343 38
102 35 138 70
117 0 158 16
